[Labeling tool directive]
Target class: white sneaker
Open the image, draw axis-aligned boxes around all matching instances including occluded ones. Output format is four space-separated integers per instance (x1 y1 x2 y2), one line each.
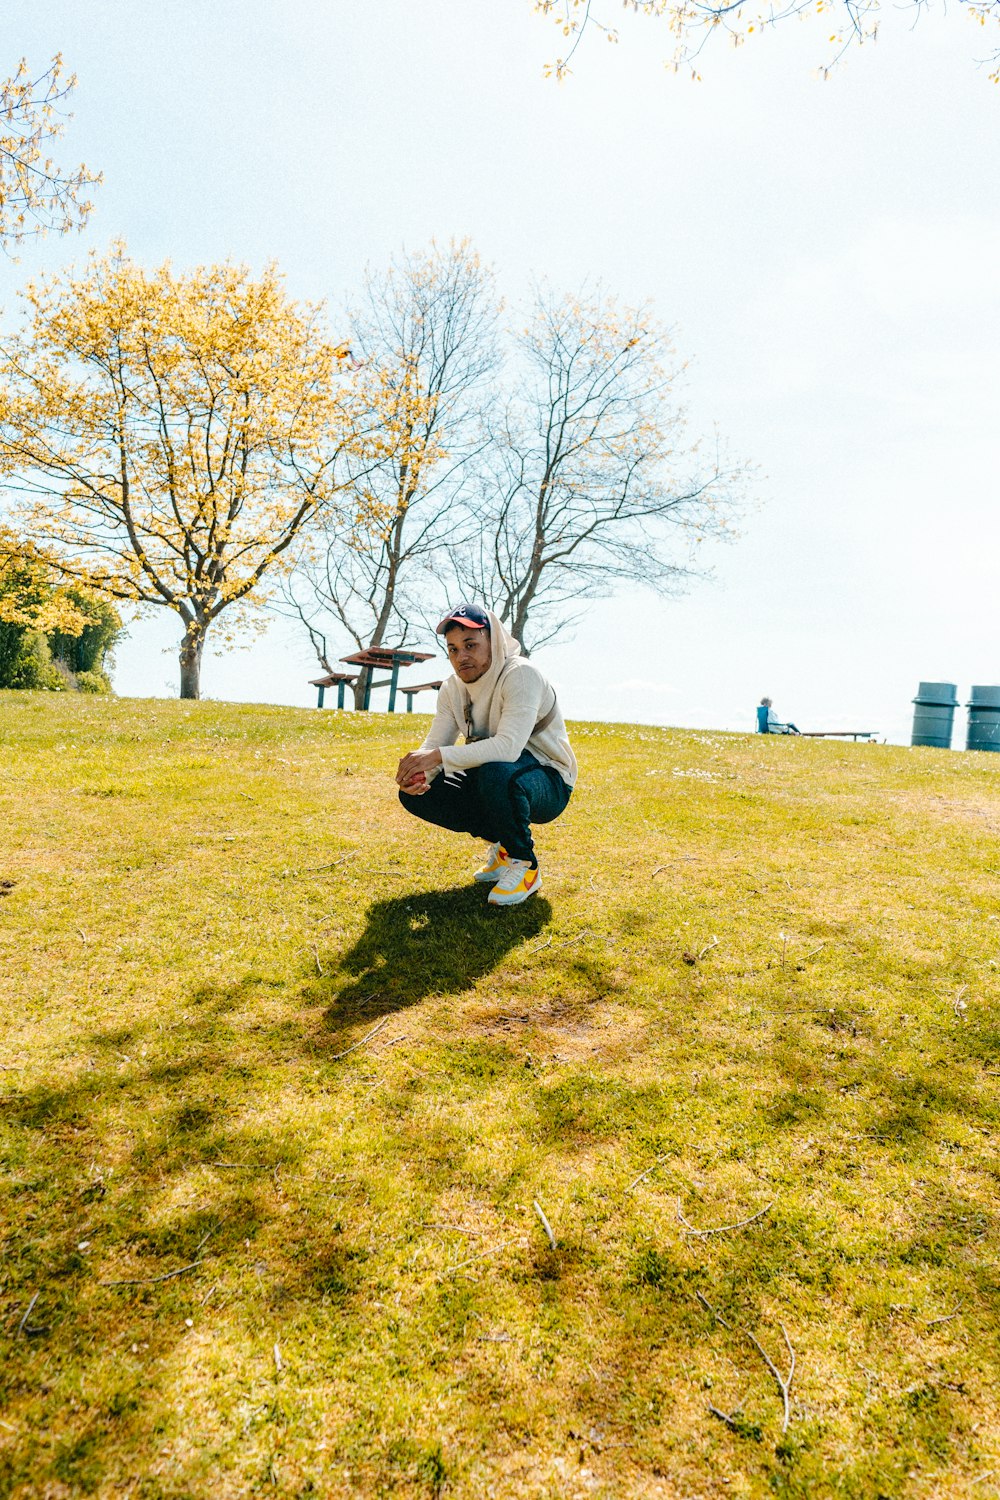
473 842 510 883
488 858 542 907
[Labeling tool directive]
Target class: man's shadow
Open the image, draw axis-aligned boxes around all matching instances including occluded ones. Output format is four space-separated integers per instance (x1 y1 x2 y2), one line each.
318 884 551 1033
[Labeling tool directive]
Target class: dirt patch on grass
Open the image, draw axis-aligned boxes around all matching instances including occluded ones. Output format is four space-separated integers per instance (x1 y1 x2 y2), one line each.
892 791 1000 831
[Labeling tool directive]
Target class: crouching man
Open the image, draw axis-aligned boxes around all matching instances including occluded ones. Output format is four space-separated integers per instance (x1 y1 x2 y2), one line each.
395 604 577 907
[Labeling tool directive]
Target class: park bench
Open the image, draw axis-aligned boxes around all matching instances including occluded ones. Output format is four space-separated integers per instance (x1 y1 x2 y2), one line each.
401 680 443 712
309 672 358 709
798 731 877 742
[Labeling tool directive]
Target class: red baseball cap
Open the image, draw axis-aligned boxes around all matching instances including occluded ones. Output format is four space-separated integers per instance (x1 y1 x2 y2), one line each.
435 603 490 633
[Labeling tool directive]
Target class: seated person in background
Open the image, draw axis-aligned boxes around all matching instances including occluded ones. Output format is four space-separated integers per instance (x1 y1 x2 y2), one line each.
756 696 800 735
395 603 577 908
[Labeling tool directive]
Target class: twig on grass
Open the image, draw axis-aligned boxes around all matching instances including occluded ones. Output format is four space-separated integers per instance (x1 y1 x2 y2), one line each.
746 1324 795 1433
553 930 591 951
954 985 969 1020
531 930 593 955
99 1259 207 1287
308 942 325 977
697 935 719 961
209 1161 272 1170
677 1198 774 1239
707 1402 745 1432
16 1292 39 1335
696 1290 731 1330
438 1238 520 1277
803 943 826 960
278 852 357 879
925 1303 963 1328
77 928 88 945
533 1199 557 1250
422 1223 483 1236
328 1017 390 1061
273 1343 283 1375
625 1156 667 1194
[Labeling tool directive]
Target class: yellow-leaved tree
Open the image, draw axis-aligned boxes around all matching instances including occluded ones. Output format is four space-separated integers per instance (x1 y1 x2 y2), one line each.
0 55 100 250
0 247 369 697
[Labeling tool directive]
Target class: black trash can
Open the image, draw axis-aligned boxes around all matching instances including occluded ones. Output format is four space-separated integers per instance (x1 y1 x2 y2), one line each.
966 685 1000 753
911 682 958 749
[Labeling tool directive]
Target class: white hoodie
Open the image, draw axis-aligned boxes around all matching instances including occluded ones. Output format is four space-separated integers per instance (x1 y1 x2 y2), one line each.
419 611 578 787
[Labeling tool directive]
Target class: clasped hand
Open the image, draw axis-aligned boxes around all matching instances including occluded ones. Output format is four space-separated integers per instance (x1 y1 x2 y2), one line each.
395 747 442 794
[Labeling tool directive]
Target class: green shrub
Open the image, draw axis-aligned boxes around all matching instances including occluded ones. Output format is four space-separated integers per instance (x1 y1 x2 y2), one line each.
49 587 124 677
0 628 67 690
0 542 123 691
75 669 112 695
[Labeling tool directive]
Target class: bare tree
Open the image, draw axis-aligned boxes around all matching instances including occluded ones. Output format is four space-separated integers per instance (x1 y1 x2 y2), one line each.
450 288 744 653
279 240 500 706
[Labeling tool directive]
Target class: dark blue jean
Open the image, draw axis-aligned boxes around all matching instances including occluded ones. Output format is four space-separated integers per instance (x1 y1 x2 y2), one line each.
398 751 571 864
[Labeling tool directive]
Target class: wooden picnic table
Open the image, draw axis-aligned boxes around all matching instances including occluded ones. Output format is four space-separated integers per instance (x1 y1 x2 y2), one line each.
338 646 436 711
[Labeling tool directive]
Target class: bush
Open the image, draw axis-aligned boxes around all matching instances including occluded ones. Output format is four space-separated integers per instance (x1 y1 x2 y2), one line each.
49 588 124 677
0 545 123 692
0 628 67 690
75 670 112 695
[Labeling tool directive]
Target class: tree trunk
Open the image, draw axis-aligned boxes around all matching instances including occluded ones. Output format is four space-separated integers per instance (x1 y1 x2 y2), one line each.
179 619 205 700
352 667 369 712
351 620 391 711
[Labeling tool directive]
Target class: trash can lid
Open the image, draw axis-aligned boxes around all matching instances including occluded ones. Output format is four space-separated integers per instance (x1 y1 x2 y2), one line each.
913 681 958 705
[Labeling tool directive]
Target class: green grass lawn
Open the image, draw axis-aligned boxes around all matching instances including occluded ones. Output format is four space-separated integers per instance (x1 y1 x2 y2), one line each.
2 692 999 1499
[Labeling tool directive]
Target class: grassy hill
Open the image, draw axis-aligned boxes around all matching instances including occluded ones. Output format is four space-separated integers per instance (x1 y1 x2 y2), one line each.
1 692 999 1499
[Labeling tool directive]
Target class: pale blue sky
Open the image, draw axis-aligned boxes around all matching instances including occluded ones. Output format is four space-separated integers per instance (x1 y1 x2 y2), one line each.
3 1 998 743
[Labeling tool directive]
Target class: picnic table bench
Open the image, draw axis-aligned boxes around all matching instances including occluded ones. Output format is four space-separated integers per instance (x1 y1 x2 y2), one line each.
309 672 358 710
401 680 443 712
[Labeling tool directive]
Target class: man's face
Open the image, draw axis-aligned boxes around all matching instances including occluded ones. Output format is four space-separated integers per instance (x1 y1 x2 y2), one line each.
445 625 492 683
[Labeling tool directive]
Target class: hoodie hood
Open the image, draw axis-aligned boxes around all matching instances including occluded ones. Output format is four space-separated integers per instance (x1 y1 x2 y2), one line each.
462 610 521 705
